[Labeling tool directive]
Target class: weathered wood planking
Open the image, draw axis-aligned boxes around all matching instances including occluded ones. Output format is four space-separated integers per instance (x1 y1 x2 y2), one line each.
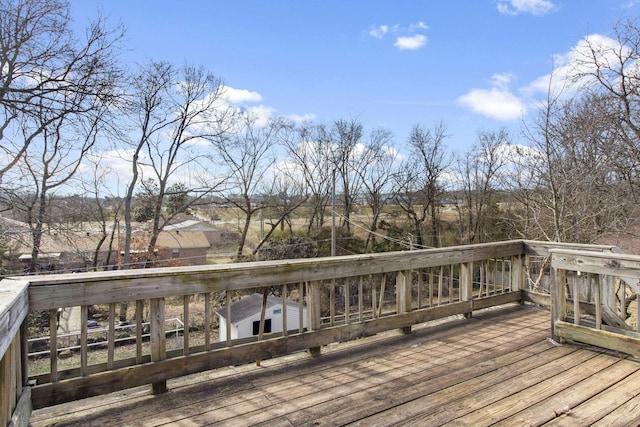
29 300 640 426
550 248 640 278
0 279 29 360
27 240 525 310
0 279 29 427
555 320 640 357
524 240 618 257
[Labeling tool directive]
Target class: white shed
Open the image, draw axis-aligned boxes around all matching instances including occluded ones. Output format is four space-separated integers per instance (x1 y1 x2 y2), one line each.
216 293 307 341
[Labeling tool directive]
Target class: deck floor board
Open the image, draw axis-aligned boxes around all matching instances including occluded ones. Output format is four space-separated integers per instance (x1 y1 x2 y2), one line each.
30 304 640 426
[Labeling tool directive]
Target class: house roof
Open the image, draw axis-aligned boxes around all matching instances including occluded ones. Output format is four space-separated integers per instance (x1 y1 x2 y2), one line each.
5 231 112 256
216 293 303 324
154 231 210 249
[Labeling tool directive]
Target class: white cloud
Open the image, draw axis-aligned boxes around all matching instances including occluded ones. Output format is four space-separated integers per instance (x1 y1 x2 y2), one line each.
394 34 428 50
369 22 429 51
369 25 389 39
521 33 625 98
457 87 525 121
247 105 277 127
409 21 429 32
223 86 262 104
497 0 557 16
490 72 516 89
286 113 316 123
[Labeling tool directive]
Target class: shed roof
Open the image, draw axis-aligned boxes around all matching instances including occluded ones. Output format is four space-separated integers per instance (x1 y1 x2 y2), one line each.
216 293 303 324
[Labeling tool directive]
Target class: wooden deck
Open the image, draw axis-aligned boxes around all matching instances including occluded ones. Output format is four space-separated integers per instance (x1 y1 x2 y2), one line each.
30 304 640 426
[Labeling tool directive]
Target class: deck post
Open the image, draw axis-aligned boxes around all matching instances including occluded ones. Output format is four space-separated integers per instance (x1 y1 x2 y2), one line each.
550 257 566 343
396 270 412 334
460 262 473 318
511 254 524 303
150 297 167 394
306 281 322 357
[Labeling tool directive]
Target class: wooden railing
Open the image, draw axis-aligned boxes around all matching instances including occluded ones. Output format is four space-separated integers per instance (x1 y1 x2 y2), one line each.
0 279 30 427
0 239 628 425
550 248 640 357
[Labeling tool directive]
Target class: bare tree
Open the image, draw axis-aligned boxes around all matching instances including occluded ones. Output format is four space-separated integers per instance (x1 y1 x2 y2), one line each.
330 117 365 233
281 122 334 236
395 122 450 248
514 90 624 243
455 129 510 244
5 100 107 272
353 127 397 252
0 0 123 177
80 154 122 270
122 61 230 267
211 113 287 258
251 172 308 255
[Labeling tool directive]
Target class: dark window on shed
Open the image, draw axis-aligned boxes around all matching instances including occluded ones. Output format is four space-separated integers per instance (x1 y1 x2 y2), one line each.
252 319 272 335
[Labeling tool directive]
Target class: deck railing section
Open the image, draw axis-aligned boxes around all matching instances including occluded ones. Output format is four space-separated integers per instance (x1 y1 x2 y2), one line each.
550 248 640 357
6 239 630 423
8 240 526 410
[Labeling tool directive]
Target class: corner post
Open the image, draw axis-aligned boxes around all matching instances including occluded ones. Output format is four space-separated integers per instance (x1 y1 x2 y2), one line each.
396 270 412 334
511 254 525 302
460 262 473 318
306 281 322 357
550 252 566 343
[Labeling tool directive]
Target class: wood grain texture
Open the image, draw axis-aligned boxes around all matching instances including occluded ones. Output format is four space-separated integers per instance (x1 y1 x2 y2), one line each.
30 305 640 427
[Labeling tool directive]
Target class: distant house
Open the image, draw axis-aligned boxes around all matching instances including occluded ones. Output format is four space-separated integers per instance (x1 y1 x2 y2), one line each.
216 293 307 341
1 216 118 272
155 230 210 265
164 218 222 246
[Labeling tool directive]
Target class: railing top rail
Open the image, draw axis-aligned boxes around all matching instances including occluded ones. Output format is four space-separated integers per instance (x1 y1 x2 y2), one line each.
23 240 526 310
550 248 640 278
523 240 619 256
0 278 29 360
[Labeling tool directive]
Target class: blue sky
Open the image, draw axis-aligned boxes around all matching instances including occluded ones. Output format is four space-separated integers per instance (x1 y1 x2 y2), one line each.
69 0 639 154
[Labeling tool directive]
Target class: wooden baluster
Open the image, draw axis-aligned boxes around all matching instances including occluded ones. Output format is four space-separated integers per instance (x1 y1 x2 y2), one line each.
345 279 350 325
429 268 434 307
593 274 602 330
282 284 288 337
449 265 454 303
358 276 364 322
478 262 485 298
329 279 335 326
573 274 580 325
620 279 626 320
226 291 231 345
49 308 58 383
256 289 268 366
81 305 88 376
437 266 443 306
183 295 189 356
378 274 386 318
372 275 377 319
417 269 423 308
204 293 211 351
135 300 143 364
299 283 304 333
108 303 115 370
501 258 506 293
